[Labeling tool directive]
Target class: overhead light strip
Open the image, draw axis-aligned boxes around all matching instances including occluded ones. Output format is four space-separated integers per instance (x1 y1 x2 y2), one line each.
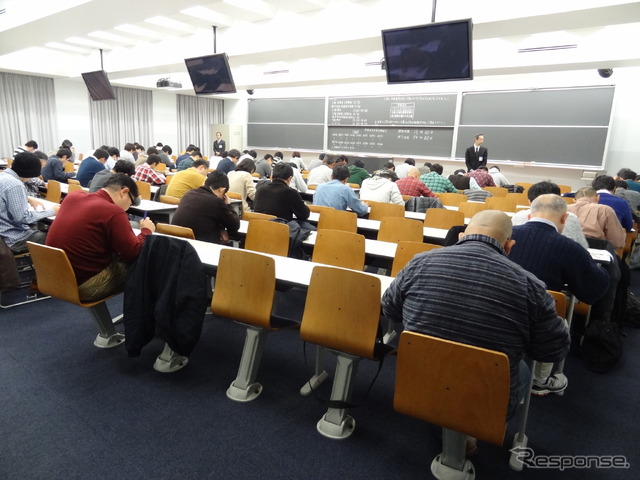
518 44 577 53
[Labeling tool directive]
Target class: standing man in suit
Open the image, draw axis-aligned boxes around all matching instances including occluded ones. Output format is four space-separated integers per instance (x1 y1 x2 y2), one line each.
465 133 488 172
213 132 226 156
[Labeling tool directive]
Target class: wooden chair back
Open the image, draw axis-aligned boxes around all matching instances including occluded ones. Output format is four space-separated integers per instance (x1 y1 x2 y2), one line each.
159 195 180 205
301 265 381 359
483 186 508 197
347 183 360 189
307 184 317 190
245 220 289 257
437 192 467 207
242 211 276 222
64 162 75 173
67 178 81 185
368 201 405 221
402 195 412 202
312 229 365 270
548 290 567 318
457 201 488 218
317 209 357 233
156 223 195 239
226 191 242 200
394 331 510 445
377 217 423 243
507 192 529 207
45 180 61 203
155 162 167 172
135 181 151 200
557 185 572 194
211 249 275 329
165 174 173 185
391 241 442 277
68 183 83 193
485 196 517 212
424 209 465 230
26 242 82 306
562 196 575 205
515 182 533 192
309 204 334 215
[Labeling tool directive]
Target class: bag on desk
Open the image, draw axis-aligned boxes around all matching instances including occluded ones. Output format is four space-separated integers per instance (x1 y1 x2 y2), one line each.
580 319 623 373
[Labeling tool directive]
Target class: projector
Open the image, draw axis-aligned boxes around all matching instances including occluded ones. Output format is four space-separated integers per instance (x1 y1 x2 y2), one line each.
156 78 182 89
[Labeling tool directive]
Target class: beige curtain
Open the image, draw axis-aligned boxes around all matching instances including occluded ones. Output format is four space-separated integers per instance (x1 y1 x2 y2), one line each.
177 94 223 158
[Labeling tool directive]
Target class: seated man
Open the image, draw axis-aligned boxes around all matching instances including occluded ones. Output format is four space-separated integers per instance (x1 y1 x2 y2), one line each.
215 149 240 175
489 166 510 186
253 163 310 221
166 159 209 199
448 169 480 191
592 175 634 231
307 156 335 186
396 167 437 198
509 194 610 395
382 210 570 419
176 149 203 172
313 165 368 216
89 159 136 193
254 154 273 179
568 187 626 249
76 148 108 187
0 152 60 252
512 181 589 249
360 170 404 205
171 171 240 244
45 174 155 302
41 148 76 183
466 166 496 188
615 167 640 193
420 163 458 193
133 154 166 185
347 158 370 186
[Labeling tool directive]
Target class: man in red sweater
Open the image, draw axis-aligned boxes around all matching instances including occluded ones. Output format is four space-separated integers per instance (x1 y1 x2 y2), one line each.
46 173 155 302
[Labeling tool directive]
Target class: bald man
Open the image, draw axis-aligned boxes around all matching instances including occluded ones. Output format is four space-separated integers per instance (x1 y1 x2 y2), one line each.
395 167 437 198
382 210 570 420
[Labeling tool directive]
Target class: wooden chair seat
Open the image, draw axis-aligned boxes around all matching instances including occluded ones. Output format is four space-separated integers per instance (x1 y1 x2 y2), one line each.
26 242 123 348
300 265 387 439
242 211 276 222
309 204 334 215
67 178 81 185
483 186 508 197
159 195 180 205
424 209 465 230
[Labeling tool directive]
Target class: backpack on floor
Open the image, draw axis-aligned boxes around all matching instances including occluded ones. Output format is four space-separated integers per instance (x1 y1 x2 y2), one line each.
623 291 640 328
580 319 623 373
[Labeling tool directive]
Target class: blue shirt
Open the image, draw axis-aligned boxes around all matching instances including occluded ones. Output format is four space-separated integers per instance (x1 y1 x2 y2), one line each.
313 180 368 216
76 156 106 188
596 191 633 231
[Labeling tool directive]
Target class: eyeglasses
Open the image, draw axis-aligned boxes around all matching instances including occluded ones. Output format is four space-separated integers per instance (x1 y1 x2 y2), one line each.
127 190 141 206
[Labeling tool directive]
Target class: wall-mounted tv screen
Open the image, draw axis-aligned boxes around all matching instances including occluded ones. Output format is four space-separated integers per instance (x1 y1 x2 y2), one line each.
382 19 473 84
184 53 237 95
81 70 116 100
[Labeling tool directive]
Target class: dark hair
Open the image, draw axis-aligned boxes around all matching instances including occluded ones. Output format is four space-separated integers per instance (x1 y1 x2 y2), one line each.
107 147 120 157
592 175 616 192
353 159 365 168
404 158 415 165
134 143 144 150
220 150 228 158
93 148 109 160
336 155 348 164
192 159 210 169
61 139 73 148
25 140 38 149
614 179 629 190
124 143 135 152
103 173 139 197
292 151 301 158
527 181 560 202
235 158 256 173
324 156 336 166
186 145 197 153
332 165 351 182
453 169 466 176
616 168 637 181
162 145 172 155
263 154 274 161
99 145 110 151
430 163 443 175
489 165 500 171
423 162 432 168
475 133 484 140
378 169 399 182
287 162 299 170
205 171 229 190
56 148 73 159
34 150 48 161
191 150 203 159
383 161 395 170
319 153 326 161
228 149 241 159
113 160 135 175
476 165 489 171
146 147 159 155
147 154 162 165
272 162 293 181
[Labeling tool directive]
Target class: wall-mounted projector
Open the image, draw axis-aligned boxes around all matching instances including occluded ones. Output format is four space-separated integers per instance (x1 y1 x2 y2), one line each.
156 78 182 89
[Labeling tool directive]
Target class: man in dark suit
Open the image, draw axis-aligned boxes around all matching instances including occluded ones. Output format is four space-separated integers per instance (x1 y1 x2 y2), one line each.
213 132 226 156
465 133 488 171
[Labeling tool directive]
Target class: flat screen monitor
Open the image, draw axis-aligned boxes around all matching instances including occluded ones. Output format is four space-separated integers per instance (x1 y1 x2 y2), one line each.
382 19 473 84
184 53 237 95
81 70 116 100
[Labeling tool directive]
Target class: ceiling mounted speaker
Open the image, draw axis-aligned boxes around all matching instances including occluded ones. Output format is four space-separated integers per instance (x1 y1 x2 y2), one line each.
597 68 613 78
247 89 254 95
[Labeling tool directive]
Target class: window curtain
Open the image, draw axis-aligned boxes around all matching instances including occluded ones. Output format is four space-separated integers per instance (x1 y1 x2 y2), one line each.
89 86 153 151
0 72 58 157
176 94 223 158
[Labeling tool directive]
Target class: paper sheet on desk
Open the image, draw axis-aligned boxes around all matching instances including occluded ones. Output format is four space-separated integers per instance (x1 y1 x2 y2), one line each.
588 248 613 263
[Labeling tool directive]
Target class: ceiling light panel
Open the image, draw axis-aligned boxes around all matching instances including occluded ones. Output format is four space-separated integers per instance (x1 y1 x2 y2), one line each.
45 42 91 54
65 36 112 49
144 15 194 33
114 24 165 39
179 6 234 27
88 30 137 45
